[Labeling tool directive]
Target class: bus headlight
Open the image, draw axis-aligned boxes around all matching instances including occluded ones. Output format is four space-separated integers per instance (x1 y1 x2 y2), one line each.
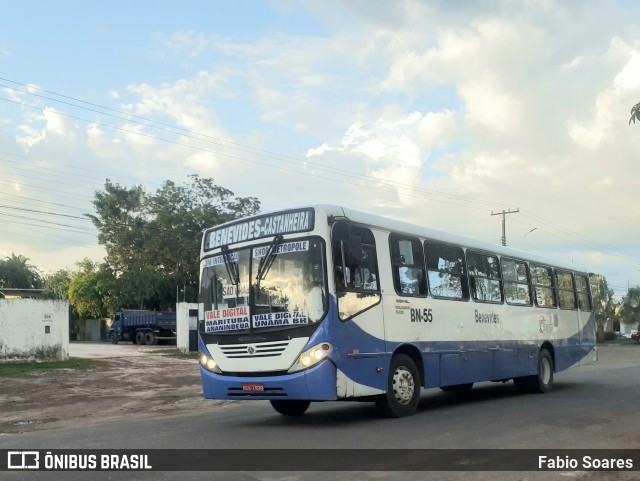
288 343 332 373
199 352 222 374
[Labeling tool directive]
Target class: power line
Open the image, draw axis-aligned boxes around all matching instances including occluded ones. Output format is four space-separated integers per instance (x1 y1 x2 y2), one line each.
0 203 92 221
1 77 639 280
0 80 514 211
0 211 96 232
0 98 500 213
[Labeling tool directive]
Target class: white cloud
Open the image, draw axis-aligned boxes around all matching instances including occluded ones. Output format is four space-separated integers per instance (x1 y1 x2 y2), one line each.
2 0 640 296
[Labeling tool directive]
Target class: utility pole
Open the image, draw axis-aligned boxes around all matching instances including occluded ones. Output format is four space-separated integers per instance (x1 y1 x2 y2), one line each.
491 208 519 246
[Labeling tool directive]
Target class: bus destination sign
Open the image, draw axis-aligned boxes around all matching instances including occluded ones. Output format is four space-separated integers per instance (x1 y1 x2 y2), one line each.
205 208 315 250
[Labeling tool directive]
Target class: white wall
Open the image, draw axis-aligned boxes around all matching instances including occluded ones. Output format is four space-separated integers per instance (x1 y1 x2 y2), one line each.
0 299 69 360
176 302 198 352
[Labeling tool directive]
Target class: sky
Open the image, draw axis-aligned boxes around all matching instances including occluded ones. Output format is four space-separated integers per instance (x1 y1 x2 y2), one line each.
0 0 639 299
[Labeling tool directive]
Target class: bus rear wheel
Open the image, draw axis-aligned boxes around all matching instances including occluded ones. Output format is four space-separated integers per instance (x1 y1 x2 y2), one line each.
270 400 310 416
375 354 420 418
514 348 554 394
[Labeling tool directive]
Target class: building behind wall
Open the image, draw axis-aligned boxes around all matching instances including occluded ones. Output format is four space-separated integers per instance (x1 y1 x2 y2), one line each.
0 299 70 360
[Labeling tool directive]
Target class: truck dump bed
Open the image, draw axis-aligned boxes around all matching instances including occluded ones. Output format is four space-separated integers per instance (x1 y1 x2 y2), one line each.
120 310 177 330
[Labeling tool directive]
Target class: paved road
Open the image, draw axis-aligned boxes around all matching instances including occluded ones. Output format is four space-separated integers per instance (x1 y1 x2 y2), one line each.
2 345 640 481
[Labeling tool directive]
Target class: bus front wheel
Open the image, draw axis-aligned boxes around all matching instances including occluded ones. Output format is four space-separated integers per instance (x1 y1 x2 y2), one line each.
270 400 310 416
375 354 420 418
514 348 554 394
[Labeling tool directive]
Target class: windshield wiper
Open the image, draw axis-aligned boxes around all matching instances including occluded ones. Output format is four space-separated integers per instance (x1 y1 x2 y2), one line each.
221 246 240 287
256 235 283 282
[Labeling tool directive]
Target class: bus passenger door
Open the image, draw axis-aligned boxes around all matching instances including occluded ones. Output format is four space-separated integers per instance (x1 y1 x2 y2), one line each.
332 223 387 398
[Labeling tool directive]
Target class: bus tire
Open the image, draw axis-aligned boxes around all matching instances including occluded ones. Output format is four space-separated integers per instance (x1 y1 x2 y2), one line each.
530 348 554 393
375 354 420 418
270 400 310 416
515 348 553 394
144 331 156 346
135 331 146 345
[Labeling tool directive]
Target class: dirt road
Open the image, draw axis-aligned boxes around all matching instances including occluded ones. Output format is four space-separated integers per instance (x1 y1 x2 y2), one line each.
0 342 222 434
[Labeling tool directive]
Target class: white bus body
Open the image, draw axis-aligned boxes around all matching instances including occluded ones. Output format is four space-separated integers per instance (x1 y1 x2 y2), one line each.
198 205 596 417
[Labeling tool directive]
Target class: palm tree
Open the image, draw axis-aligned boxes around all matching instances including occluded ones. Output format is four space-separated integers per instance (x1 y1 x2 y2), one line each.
630 102 640 124
0 253 43 289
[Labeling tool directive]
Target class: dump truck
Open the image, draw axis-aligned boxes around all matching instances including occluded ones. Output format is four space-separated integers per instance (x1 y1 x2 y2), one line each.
107 309 176 345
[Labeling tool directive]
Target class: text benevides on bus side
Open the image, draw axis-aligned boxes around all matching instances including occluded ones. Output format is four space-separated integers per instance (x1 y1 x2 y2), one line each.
205 208 315 250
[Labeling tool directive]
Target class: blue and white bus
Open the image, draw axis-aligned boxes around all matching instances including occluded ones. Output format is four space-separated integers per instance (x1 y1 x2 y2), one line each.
197 205 597 417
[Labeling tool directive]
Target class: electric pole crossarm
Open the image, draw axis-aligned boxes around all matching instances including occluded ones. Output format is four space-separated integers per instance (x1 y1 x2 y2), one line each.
491 208 520 246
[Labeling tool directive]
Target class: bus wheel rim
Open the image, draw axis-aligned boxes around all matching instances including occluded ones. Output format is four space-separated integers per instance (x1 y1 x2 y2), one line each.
392 366 415 405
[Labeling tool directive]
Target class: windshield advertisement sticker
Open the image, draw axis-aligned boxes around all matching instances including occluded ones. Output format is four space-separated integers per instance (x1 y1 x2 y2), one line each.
222 284 249 298
252 311 311 328
204 307 250 332
206 208 314 249
253 240 309 258
201 252 238 268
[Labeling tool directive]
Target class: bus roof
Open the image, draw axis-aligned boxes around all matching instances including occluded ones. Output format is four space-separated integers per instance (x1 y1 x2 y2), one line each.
204 204 591 275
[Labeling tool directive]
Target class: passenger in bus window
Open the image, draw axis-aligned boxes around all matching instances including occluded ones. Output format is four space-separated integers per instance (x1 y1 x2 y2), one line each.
336 268 354 290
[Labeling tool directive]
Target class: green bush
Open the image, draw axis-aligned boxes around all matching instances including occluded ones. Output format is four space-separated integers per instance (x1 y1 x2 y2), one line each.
603 331 617 341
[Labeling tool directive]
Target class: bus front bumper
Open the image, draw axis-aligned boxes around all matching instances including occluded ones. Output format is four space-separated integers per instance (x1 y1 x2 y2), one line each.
200 359 338 401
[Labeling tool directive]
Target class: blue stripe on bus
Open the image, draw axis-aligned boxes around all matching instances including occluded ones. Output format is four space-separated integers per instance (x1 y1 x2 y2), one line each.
198 298 596 401
304 298 596 393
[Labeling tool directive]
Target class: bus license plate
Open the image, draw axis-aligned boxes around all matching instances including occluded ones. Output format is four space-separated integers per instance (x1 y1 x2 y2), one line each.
242 383 264 392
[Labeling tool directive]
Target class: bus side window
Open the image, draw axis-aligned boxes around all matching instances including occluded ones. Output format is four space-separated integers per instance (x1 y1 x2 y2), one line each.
332 223 379 291
575 274 592 311
501 258 532 306
467 250 502 304
531 264 557 308
390 234 427 296
424 242 469 300
556 271 577 310
332 222 381 320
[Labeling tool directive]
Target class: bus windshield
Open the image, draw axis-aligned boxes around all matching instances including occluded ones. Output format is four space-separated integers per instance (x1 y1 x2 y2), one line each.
200 238 327 334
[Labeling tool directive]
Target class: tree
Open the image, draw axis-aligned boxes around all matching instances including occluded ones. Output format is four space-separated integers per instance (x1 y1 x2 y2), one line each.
590 275 619 338
67 259 118 319
87 174 260 309
619 286 640 330
630 102 640 125
0 253 43 289
42 269 72 300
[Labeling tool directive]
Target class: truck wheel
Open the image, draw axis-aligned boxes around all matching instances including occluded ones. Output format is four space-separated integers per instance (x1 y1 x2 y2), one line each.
375 354 420 418
110 333 118 345
135 331 145 345
144 331 156 345
270 400 310 416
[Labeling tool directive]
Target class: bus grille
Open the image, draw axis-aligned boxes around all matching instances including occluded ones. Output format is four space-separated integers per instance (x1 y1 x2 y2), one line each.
219 340 290 359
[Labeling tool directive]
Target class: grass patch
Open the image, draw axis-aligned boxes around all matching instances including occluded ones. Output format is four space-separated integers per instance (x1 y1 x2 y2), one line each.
147 349 199 360
599 338 640 347
0 357 106 376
